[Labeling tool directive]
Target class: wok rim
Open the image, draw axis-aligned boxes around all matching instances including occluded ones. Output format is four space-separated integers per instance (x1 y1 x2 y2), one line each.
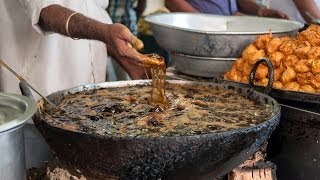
145 12 303 35
38 80 281 141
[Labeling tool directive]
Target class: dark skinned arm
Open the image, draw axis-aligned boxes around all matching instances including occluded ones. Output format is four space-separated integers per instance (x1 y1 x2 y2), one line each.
293 0 320 23
237 0 289 19
164 0 198 13
38 4 146 79
136 0 147 19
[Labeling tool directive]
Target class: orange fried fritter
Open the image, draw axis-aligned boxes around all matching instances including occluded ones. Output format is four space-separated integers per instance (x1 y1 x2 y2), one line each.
256 78 269 87
312 59 320 74
266 37 283 54
269 51 284 67
273 81 283 89
254 33 272 50
297 24 320 46
282 55 299 68
274 67 284 81
295 41 312 59
242 61 253 76
281 67 297 85
311 74 320 88
279 38 298 55
255 64 268 80
234 58 244 72
283 82 300 91
297 72 314 86
299 85 316 93
308 47 320 59
294 59 311 73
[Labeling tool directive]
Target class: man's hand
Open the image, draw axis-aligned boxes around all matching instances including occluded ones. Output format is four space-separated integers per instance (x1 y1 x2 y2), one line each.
102 23 149 79
257 7 289 19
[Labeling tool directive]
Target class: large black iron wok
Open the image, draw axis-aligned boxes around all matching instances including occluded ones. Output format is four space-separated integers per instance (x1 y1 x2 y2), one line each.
20 80 280 180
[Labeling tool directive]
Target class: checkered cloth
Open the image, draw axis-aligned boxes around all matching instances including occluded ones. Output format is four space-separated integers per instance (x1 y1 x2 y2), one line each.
108 0 138 35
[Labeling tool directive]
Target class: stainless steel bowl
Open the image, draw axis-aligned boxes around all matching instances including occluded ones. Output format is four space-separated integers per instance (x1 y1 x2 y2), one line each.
0 93 37 180
171 52 236 78
145 13 303 58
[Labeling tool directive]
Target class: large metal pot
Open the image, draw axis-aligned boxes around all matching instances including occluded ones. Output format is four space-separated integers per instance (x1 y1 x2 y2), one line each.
145 13 303 58
0 92 37 180
171 52 236 78
21 80 281 179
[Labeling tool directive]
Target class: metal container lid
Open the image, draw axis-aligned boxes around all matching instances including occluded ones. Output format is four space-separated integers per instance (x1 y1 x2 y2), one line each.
0 92 37 133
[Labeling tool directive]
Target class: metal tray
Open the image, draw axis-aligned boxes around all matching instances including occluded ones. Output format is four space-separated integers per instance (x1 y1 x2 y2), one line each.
223 58 320 104
145 13 303 58
171 52 236 78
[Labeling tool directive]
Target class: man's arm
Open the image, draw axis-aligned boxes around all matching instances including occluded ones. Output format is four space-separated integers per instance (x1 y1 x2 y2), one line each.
293 0 320 23
237 0 289 19
164 0 198 13
39 5 146 79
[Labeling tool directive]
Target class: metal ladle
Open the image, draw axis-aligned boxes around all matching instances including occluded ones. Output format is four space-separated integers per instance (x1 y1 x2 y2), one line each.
0 59 59 109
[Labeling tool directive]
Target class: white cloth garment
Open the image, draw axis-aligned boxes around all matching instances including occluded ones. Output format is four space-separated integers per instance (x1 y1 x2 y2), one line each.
0 0 112 100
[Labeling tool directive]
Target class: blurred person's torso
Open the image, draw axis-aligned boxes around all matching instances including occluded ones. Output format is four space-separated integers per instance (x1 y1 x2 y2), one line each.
187 0 238 15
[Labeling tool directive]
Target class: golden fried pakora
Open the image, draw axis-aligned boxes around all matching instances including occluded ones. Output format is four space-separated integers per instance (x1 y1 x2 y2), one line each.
283 82 300 91
312 59 320 74
256 78 269 87
273 81 283 89
274 67 284 81
254 33 272 50
297 72 314 86
281 67 296 85
295 41 312 59
282 55 299 68
299 85 316 93
233 58 244 72
308 47 320 59
266 37 283 54
279 38 298 55
269 51 284 67
294 59 311 73
297 24 320 46
254 64 268 80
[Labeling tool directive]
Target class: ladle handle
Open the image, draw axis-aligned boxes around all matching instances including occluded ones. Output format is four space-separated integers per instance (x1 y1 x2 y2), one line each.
20 81 41 116
19 81 35 100
249 58 274 94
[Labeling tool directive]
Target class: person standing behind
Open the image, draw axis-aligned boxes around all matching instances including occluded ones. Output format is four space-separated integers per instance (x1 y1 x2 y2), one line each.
165 0 289 19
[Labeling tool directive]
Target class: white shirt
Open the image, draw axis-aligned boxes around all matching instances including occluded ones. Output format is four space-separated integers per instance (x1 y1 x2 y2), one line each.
0 0 112 100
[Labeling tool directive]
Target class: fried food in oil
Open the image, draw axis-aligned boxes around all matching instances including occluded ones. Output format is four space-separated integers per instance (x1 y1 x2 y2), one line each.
283 82 300 91
300 85 316 93
281 67 296 85
266 37 283 54
273 81 283 89
224 25 320 94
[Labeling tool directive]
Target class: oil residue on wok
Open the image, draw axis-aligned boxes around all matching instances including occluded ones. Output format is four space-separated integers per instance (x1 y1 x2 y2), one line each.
44 83 273 137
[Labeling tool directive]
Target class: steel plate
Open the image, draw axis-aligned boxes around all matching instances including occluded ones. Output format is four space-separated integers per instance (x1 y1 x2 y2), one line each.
0 93 37 133
171 52 236 78
145 13 303 57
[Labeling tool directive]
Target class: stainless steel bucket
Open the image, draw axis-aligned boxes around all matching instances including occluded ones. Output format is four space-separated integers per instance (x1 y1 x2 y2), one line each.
0 93 37 180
